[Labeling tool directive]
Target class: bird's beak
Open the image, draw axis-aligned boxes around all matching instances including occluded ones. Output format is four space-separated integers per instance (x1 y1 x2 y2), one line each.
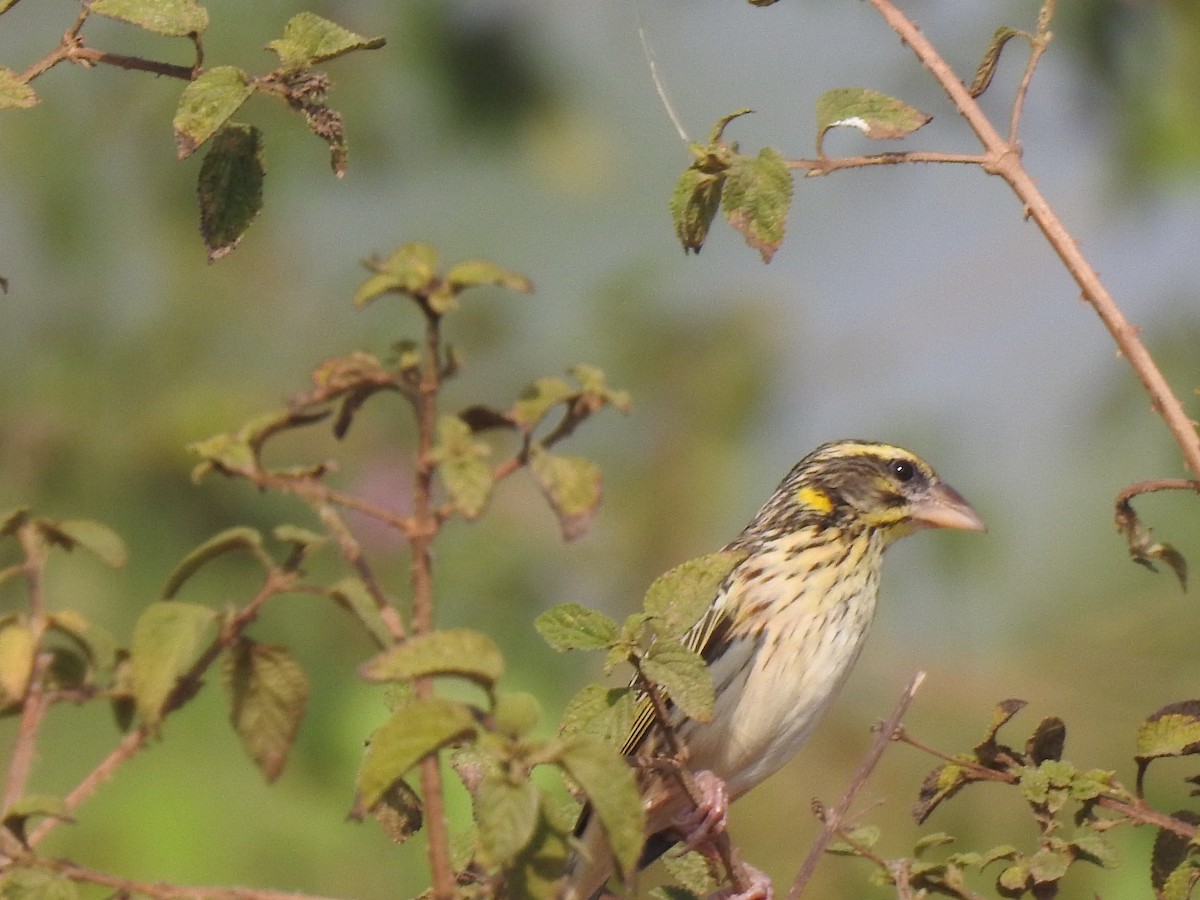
910 482 987 532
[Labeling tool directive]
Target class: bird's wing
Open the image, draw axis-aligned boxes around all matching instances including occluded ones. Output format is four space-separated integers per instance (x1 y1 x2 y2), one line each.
618 565 740 758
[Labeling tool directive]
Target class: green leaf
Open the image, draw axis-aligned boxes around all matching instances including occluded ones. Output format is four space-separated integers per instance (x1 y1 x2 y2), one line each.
221 639 310 783
914 832 955 856
0 68 37 110
36 518 128 568
355 243 440 306
0 867 80 900
641 641 714 724
2 795 70 835
670 166 725 256
326 577 392 649
173 67 254 160
815 87 932 155
431 415 494 519
494 691 542 738
560 684 636 744
371 779 423 844
721 147 791 263
643 551 746 640
359 628 505 689
1026 846 1069 883
475 773 541 865
163 526 265 599
354 697 477 812
446 259 534 294
1137 701 1200 793
913 756 976 824
266 12 386 69
529 448 602 541
130 601 217 727
0 621 34 706
556 736 644 878
969 27 1028 99
198 123 264 262
503 798 574 899
535 603 618 652
1070 829 1115 867
90 0 208 36
511 376 575 429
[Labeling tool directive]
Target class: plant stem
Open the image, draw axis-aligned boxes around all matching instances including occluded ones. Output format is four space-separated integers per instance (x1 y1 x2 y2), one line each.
788 671 925 899
864 0 1200 477
411 311 454 899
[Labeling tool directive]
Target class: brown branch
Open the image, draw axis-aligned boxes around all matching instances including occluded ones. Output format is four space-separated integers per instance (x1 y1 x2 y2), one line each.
863 0 1200 478
1 653 52 815
34 856 346 900
1116 478 1200 507
787 671 926 900
789 151 987 175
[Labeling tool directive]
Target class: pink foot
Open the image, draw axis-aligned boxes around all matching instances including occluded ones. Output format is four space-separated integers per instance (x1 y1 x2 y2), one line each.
675 769 730 850
712 862 773 900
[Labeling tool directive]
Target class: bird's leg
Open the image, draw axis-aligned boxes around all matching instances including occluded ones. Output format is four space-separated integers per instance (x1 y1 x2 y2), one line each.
672 771 774 900
675 769 729 850
711 861 773 900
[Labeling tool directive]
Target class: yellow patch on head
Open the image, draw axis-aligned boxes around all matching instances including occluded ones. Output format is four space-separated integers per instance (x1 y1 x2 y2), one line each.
797 484 834 515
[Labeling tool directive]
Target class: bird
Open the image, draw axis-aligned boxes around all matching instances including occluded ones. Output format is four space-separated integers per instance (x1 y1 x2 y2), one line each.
560 439 985 900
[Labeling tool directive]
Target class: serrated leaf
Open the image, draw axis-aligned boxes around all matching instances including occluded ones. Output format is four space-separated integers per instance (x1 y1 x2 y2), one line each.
644 551 746 641
913 757 975 824
560 684 636 744
266 12 385 69
969 27 1028 98
661 850 717 895
0 67 37 110
529 449 602 541
670 166 725 256
163 526 265 599
815 87 932 155
721 147 791 263
534 603 618 652
221 639 309 782
511 377 575 429
556 736 644 878
1152 811 1200 892
354 697 477 811
130 601 217 727
359 628 504 689
1070 830 1115 867
372 779 422 844
36 518 128 568
0 621 35 706
90 0 208 36
0 867 80 900
173 67 254 159
446 259 534 294
641 641 714 724
475 774 540 865
356 243 440 307
326 577 392 649
1026 716 1066 764
1162 860 1200 900
1137 701 1200 794
1026 846 1069 883
198 123 264 262
431 415 494 519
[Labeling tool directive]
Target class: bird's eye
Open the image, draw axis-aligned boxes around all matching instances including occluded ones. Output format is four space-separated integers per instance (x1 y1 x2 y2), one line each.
890 460 916 482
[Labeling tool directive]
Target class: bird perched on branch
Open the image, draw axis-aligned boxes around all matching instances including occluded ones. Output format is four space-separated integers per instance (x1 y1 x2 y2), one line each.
561 439 985 900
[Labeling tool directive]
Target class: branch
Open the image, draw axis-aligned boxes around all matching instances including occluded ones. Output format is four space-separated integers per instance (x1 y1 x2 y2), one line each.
789 150 987 175
863 0 1200 478
787 671 926 899
34 856 347 900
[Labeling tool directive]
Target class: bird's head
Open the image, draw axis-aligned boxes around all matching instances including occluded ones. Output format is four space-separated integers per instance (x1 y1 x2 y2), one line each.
774 440 986 542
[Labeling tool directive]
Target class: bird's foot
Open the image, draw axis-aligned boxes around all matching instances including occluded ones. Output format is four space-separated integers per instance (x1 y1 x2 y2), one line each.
675 769 730 851
711 862 773 900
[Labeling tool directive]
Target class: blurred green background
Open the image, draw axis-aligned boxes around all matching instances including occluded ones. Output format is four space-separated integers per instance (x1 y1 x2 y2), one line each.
2 0 1200 897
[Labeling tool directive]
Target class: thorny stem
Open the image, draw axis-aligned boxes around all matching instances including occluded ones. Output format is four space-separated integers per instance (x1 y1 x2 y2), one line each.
788 671 926 900
855 0 1200 478
411 310 454 900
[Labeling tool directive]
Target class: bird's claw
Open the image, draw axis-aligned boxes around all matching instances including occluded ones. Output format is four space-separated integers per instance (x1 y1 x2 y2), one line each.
711 862 773 900
674 769 730 851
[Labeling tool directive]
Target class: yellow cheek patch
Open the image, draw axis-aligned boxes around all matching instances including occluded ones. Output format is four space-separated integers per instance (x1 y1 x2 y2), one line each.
797 485 834 515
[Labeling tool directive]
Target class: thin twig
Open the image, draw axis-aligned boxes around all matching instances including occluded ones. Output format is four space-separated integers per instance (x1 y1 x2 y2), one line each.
863 0 1200 478
34 856 346 900
790 150 987 174
787 671 926 900
317 503 408 644
1 653 52 815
